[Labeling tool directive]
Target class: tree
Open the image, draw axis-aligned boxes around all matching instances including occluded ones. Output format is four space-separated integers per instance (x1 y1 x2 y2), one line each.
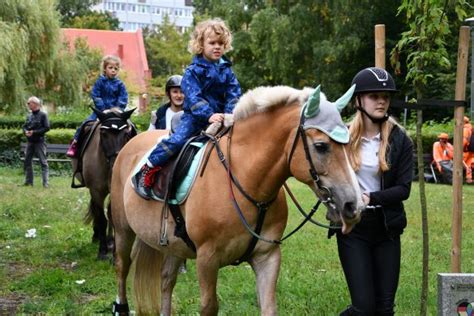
143 16 190 92
56 0 100 24
0 0 102 113
191 0 404 99
57 0 120 30
67 11 121 30
390 1 470 314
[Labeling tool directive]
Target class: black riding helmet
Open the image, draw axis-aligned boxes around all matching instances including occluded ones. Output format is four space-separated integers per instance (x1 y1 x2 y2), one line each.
165 75 183 95
351 67 397 123
351 67 397 94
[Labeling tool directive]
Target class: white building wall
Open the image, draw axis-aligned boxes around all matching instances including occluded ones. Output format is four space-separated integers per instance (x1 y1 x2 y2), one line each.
92 0 194 33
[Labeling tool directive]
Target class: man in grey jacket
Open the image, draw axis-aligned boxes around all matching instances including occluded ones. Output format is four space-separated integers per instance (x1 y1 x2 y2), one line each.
22 96 50 187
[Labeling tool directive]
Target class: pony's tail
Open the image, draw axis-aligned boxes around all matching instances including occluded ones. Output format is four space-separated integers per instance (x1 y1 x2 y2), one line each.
132 238 163 315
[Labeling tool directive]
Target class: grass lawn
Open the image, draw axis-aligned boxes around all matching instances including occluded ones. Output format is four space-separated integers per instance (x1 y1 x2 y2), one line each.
0 166 473 315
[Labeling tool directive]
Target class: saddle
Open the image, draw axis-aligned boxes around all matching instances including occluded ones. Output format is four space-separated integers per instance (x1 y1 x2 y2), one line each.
71 121 100 188
151 134 208 203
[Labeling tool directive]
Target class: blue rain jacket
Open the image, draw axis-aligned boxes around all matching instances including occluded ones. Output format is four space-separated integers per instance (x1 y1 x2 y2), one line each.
147 55 241 167
181 55 241 124
90 75 128 120
73 75 128 140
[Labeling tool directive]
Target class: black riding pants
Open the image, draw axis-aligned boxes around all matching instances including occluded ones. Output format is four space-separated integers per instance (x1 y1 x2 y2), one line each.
336 209 400 316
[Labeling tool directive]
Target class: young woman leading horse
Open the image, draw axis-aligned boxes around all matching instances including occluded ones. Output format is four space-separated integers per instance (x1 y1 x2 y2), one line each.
110 85 364 315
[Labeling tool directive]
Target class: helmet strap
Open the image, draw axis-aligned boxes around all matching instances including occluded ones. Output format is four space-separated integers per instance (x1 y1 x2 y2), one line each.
356 95 389 124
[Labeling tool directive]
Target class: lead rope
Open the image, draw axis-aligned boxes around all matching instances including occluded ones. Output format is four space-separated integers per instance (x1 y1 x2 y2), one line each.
283 183 342 230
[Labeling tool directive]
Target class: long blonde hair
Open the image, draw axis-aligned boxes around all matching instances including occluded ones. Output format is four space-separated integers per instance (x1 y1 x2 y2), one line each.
348 110 400 172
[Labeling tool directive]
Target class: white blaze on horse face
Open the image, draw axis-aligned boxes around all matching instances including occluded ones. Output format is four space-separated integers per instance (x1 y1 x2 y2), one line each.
342 146 363 210
339 146 363 234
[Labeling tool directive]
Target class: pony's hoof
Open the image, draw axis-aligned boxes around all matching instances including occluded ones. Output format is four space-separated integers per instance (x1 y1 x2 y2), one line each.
97 252 109 261
112 301 129 315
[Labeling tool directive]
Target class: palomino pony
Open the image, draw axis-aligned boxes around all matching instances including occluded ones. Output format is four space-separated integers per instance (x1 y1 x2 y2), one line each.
71 107 135 260
110 85 363 315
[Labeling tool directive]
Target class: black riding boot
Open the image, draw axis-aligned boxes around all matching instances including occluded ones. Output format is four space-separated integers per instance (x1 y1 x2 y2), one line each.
339 305 368 316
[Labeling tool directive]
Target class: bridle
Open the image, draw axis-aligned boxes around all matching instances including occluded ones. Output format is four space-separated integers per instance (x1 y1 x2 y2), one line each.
99 116 133 166
208 104 342 261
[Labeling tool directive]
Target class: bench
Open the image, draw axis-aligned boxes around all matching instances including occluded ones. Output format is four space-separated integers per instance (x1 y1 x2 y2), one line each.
20 143 70 163
413 152 438 183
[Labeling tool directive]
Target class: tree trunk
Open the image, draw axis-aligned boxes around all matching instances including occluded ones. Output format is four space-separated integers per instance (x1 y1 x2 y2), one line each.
417 108 429 316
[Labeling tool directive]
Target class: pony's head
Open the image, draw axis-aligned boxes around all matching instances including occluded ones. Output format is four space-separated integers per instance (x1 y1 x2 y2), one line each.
290 85 363 234
91 107 136 167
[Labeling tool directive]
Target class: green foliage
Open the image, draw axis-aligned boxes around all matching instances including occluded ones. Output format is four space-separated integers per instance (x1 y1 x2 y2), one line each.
191 1 405 99
66 11 120 30
143 17 191 90
0 171 473 314
56 0 100 25
391 0 471 98
0 0 104 114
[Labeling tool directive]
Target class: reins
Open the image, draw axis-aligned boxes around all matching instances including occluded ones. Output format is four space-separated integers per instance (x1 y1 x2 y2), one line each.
205 109 342 261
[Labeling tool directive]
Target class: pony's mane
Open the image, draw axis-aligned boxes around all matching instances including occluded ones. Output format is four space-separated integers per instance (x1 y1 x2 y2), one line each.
233 86 314 121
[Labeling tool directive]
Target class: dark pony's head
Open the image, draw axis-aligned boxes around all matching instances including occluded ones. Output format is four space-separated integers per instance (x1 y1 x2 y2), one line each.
91 107 136 167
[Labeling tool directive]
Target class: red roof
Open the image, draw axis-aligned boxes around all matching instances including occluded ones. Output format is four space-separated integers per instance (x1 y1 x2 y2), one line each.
62 28 151 92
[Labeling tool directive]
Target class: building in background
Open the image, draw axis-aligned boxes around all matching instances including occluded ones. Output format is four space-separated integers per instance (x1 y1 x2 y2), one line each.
62 28 152 112
92 0 194 33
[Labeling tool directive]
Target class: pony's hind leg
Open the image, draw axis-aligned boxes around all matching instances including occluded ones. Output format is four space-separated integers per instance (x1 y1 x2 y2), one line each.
249 247 281 316
87 193 109 260
113 226 135 315
160 254 185 316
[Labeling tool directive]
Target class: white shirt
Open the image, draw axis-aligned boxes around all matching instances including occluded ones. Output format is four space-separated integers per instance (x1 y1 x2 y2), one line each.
357 133 382 194
165 107 175 130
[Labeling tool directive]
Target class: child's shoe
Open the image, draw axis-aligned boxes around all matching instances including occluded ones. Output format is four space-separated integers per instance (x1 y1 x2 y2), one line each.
131 164 161 200
66 141 78 157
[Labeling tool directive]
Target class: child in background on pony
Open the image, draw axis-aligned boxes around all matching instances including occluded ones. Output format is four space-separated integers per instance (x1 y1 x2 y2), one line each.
332 67 413 316
133 18 241 200
66 55 129 157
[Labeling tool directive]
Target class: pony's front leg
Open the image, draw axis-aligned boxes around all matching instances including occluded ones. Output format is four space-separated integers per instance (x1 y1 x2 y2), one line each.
160 254 184 316
249 246 281 316
196 252 219 316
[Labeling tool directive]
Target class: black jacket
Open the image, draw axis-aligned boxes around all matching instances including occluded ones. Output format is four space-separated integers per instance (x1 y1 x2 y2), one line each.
367 125 413 235
329 124 413 238
23 110 50 143
154 102 171 130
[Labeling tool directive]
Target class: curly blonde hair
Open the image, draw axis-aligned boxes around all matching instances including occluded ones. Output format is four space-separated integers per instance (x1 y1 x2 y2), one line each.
188 18 233 55
100 55 121 75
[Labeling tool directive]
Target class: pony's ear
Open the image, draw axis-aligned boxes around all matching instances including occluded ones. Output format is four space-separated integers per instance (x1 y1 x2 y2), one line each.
335 84 356 112
122 108 136 120
304 85 321 118
90 106 107 122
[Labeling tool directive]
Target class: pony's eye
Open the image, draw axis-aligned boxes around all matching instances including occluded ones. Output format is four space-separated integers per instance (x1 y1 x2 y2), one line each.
313 142 329 154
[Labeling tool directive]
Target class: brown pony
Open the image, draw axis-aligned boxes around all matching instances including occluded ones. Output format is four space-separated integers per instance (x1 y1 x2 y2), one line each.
72 107 135 260
110 86 363 315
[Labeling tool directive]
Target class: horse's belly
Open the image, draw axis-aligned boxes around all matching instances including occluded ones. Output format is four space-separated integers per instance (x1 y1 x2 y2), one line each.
123 183 196 259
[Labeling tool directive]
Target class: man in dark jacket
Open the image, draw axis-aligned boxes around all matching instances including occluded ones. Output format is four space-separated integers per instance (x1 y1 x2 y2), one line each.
22 96 50 187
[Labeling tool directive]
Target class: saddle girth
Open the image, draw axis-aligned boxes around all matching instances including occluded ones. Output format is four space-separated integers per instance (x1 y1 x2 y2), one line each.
71 121 100 188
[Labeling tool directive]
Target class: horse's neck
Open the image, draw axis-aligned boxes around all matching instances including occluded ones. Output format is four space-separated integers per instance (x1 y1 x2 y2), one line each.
228 105 299 200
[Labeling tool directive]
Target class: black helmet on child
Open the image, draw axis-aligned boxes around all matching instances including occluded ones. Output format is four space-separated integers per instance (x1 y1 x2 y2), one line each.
165 75 183 94
351 67 397 94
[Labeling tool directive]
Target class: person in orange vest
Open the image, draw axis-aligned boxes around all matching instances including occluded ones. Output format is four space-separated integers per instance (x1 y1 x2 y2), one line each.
463 116 473 184
432 132 454 184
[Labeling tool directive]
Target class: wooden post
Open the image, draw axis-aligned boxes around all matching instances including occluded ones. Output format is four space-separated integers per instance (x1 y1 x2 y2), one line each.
375 25 385 68
451 26 470 273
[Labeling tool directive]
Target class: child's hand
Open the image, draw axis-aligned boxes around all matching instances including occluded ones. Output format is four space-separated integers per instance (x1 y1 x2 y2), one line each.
209 113 224 123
